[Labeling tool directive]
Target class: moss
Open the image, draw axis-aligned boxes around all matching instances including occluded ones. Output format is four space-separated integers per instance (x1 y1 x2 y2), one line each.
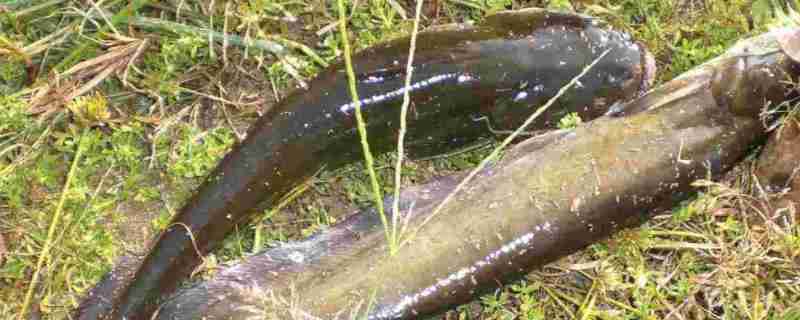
168 125 236 179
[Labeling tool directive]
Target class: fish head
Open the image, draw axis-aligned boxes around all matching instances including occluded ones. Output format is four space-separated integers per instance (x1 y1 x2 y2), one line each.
777 27 800 64
710 27 800 118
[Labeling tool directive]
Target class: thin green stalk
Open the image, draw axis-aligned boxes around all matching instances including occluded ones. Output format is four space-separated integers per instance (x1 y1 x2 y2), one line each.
400 49 612 249
3 0 63 17
17 130 88 320
335 0 396 253
122 17 328 66
578 280 598 320
543 286 576 319
391 0 425 256
138 16 272 49
253 178 313 253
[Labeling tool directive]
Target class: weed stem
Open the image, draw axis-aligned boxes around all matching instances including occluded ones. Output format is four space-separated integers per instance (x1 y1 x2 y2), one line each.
18 129 89 320
400 49 612 249
335 0 395 254
391 0 425 256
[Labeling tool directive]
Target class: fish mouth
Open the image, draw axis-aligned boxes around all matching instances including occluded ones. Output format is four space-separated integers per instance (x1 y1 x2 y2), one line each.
637 41 658 96
776 27 800 64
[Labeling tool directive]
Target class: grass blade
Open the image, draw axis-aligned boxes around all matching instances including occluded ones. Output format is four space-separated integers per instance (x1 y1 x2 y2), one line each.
17 129 89 320
400 49 612 248
335 0 395 253
391 0 425 255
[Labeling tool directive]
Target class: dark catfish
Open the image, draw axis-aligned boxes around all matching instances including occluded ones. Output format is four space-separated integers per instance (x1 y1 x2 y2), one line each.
73 8 653 320
153 27 800 319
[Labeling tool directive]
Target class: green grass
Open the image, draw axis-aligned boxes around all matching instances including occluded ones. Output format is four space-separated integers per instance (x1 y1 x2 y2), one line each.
1 0 799 319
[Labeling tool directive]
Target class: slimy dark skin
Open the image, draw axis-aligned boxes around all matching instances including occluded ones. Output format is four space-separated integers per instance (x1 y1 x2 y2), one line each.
74 9 653 320
153 28 800 319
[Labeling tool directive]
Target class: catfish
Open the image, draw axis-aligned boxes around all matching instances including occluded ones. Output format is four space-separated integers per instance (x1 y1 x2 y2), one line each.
74 8 654 320
153 27 800 319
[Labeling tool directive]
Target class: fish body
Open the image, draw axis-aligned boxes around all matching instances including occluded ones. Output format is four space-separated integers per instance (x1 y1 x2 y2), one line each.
154 28 800 319
74 9 653 320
